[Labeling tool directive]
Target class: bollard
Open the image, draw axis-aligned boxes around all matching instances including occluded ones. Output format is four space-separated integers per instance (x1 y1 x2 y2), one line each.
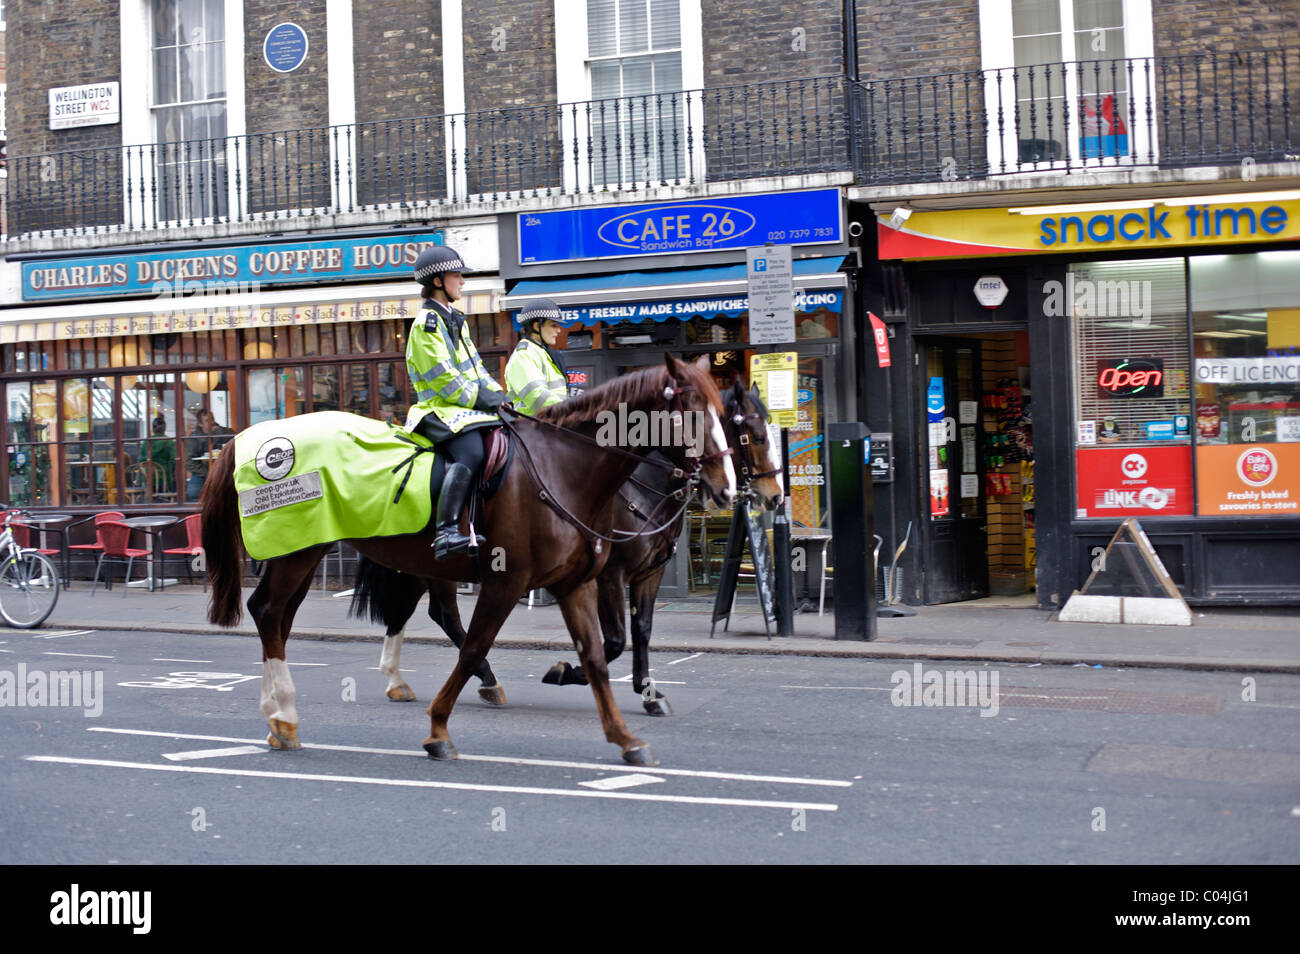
828 421 877 640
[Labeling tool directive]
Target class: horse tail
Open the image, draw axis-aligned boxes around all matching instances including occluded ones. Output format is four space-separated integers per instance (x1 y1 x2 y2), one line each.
349 555 426 633
201 441 245 627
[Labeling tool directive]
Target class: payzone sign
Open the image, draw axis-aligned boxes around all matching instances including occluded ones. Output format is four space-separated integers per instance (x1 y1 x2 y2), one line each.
1075 446 1193 517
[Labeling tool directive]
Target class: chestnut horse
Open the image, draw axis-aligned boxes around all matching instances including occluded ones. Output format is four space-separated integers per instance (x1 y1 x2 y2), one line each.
202 355 736 766
353 380 784 715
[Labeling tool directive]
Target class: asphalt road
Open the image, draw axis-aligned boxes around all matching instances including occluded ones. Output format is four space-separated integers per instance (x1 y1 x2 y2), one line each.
2 625 1298 865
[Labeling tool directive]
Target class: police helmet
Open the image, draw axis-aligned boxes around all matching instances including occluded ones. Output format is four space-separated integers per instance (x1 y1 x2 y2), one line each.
413 245 467 284
519 298 570 333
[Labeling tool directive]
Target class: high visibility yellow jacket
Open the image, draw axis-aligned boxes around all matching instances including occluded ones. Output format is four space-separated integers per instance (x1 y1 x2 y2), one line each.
404 302 503 440
504 338 568 415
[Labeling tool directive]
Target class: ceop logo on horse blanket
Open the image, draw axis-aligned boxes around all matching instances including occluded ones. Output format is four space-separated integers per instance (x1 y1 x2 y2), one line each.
255 437 296 480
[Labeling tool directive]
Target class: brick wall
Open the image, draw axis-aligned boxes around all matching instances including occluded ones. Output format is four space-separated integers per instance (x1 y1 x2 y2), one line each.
1154 0 1300 54
9 0 122 157
854 0 982 80
703 1 844 85
244 3 330 213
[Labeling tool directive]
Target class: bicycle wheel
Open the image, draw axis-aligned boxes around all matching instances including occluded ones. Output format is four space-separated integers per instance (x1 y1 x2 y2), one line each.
0 551 60 628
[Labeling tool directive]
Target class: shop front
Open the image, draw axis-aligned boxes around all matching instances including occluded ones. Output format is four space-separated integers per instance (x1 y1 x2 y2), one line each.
2 228 506 514
872 191 1300 606
501 189 853 596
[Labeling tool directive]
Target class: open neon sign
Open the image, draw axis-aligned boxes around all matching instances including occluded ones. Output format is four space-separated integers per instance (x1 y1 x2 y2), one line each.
1097 358 1165 398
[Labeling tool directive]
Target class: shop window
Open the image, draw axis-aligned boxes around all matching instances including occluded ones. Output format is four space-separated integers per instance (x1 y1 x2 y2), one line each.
248 366 305 425
1191 250 1300 517
5 380 57 507
604 320 678 348
1072 258 1192 518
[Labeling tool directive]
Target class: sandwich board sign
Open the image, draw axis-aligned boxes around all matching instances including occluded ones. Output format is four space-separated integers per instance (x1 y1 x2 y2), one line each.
1059 517 1192 625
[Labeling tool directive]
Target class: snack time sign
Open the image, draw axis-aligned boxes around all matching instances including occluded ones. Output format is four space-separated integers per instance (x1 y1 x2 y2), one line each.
22 232 446 302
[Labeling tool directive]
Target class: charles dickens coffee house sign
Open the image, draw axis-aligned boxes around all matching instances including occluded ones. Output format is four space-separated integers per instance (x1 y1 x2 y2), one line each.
21 233 446 302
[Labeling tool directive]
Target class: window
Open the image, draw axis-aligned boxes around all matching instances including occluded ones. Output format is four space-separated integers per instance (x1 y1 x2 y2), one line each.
587 0 685 186
1072 258 1193 518
152 0 228 221
1192 251 1300 516
980 0 1154 168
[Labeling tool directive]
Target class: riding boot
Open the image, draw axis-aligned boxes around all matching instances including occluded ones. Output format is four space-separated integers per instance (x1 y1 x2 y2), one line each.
432 462 485 559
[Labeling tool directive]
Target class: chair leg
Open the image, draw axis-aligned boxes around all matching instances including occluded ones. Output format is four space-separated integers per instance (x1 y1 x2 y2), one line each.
92 554 106 596
818 547 827 617
123 557 134 597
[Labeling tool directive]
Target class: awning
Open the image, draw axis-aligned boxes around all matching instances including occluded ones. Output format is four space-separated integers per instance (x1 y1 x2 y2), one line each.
0 278 504 345
501 256 848 327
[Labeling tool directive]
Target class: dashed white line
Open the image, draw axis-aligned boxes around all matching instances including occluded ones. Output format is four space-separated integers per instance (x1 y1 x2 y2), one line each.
580 773 665 791
42 652 113 659
780 685 893 691
153 658 213 663
162 745 264 762
86 726 853 787
32 630 95 639
667 653 702 666
25 757 839 811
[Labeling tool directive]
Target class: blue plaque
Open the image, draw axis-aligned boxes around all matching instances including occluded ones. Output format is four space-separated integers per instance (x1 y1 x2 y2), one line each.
518 189 842 265
264 23 309 73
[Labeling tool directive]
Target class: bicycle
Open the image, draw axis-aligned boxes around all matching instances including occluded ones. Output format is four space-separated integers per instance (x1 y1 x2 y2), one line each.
0 507 61 628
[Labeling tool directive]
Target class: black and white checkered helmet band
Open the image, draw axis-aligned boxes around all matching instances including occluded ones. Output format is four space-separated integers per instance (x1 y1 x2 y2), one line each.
414 246 466 281
520 299 566 323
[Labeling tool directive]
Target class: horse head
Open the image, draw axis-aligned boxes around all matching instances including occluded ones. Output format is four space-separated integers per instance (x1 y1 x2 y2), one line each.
664 354 736 509
724 378 784 511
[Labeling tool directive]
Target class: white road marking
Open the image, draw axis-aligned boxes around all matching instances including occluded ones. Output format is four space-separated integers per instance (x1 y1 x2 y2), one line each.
612 674 684 684
667 653 702 666
42 652 113 659
580 773 665 791
1292 807 1300 817
366 667 415 673
153 658 214 663
780 685 893 692
332 588 355 599
250 662 329 667
87 727 853 788
32 630 95 639
162 745 265 762
25 757 839 812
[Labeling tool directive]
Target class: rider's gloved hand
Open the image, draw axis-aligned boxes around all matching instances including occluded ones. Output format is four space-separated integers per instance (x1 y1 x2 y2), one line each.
474 389 506 412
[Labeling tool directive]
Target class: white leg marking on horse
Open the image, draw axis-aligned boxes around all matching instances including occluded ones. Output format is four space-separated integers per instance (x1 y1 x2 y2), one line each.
262 658 299 725
379 629 406 693
708 408 737 501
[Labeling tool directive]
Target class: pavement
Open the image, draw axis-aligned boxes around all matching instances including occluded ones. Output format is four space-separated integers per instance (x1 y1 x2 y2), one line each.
25 574 1300 674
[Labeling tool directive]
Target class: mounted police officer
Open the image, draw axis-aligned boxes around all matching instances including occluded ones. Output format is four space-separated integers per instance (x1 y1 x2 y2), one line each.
405 245 505 559
504 299 572 414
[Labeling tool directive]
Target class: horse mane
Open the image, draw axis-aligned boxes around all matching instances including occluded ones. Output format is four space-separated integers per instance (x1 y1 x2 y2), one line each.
538 359 723 429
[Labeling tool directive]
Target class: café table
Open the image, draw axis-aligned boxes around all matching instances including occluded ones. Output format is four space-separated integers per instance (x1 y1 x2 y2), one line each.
18 512 74 589
122 515 180 591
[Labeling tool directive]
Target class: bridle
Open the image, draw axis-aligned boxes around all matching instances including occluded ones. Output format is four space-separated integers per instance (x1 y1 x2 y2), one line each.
727 399 782 486
497 383 733 550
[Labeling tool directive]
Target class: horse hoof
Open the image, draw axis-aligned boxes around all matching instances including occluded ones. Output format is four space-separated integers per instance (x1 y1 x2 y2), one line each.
386 683 417 702
267 720 301 750
478 684 507 707
423 739 459 761
622 744 658 767
642 695 674 717
541 662 567 685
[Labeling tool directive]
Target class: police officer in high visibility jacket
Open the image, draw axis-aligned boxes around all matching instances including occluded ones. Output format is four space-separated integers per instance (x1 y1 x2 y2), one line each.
405 245 505 559
505 299 571 415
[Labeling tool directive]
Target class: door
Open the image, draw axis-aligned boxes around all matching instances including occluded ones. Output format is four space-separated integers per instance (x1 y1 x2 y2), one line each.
918 337 989 603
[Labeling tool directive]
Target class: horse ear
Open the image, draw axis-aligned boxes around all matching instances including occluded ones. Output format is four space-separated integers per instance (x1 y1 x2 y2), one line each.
693 354 711 374
664 352 686 381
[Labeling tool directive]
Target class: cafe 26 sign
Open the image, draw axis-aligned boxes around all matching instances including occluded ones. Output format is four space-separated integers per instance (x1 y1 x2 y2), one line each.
1097 358 1164 398
518 189 842 264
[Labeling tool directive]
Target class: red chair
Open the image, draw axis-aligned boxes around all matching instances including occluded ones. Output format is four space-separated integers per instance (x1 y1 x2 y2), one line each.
162 514 204 590
10 520 64 572
91 520 151 597
68 511 126 581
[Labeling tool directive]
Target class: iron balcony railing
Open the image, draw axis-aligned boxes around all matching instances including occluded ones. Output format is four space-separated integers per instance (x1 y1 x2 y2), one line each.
3 50 1296 242
852 47 1298 184
3 75 853 241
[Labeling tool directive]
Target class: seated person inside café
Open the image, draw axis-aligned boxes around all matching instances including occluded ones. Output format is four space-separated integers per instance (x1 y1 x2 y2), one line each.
185 408 233 499
139 415 176 494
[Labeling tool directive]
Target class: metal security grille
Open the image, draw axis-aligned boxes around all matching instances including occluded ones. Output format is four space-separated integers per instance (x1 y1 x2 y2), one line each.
1073 258 1189 446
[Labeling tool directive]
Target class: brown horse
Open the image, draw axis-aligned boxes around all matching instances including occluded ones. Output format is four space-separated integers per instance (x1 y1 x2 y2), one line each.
202 354 736 766
355 380 785 715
